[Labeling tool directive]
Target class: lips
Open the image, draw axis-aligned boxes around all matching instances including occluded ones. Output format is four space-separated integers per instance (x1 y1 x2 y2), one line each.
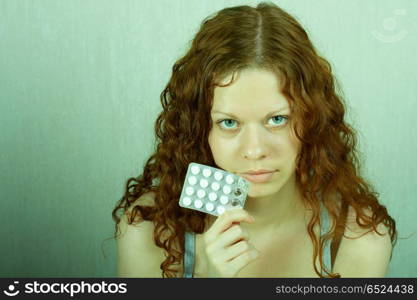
241 170 276 183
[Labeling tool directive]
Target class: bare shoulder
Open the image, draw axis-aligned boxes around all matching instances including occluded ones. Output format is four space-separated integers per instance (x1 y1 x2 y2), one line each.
116 191 167 278
344 206 391 237
332 205 393 277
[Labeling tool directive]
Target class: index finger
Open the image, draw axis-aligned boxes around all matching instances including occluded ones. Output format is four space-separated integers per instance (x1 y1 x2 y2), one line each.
209 208 254 237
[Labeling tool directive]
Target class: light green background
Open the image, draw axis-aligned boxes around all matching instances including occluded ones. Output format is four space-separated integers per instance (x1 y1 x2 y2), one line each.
1 0 416 277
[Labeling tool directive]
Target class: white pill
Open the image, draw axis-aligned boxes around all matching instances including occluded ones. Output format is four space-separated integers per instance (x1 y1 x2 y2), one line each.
223 185 231 194
199 178 209 188
186 187 195 196
191 165 200 175
216 206 225 215
220 195 229 205
197 189 206 198
194 199 203 208
225 174 234 184
211 182 220 191
205 202 214 211
214 171 223 181
208 192 217 201
182 197 192 206
202 168 212 177
188 176 197 185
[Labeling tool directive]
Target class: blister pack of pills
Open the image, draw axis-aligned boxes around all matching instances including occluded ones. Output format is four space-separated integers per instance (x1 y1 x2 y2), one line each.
178 162 250 216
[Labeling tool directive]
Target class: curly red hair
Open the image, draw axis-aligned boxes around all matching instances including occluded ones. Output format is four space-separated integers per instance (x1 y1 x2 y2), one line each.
111 2 397 278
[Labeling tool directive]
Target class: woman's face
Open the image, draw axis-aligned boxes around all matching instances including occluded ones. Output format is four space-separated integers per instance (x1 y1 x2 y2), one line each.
208 68 301 198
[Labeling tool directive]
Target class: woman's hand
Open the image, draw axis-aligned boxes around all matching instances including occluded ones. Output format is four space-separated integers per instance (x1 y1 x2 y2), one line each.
201 208 260 277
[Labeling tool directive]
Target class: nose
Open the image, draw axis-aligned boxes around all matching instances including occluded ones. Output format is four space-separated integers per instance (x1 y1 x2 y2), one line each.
240 125 268 160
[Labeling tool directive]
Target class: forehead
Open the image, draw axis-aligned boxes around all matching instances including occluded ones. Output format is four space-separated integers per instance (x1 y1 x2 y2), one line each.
212 68 290 112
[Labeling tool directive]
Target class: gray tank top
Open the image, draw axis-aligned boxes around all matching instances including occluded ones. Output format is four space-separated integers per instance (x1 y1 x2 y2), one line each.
182 204 333 278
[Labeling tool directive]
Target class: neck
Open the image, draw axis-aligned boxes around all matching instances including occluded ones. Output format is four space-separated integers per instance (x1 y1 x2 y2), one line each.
204 175 311 233
243 176 309 233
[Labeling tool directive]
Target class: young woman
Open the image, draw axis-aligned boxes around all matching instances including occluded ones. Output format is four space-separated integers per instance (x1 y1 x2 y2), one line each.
112 2 397 278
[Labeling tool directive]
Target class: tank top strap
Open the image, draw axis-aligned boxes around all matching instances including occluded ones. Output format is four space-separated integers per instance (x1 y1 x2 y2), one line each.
183 231 196 278
320 203 333 275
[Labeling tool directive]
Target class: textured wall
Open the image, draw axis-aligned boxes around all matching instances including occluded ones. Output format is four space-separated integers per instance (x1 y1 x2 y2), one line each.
0 0 415 277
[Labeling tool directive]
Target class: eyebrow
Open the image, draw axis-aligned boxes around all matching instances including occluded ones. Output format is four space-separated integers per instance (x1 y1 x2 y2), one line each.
211 107 290 119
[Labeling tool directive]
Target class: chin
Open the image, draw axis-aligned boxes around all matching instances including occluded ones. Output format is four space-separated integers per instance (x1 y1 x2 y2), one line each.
247 182 282 198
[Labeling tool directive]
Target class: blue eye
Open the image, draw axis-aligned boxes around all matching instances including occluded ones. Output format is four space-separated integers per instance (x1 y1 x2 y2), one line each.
268 115 288 126
217 119 238 130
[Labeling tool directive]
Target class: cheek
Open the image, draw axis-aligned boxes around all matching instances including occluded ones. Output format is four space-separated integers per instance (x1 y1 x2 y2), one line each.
208 131 215 152
208 132 233 164
289 136 301 158
208 132 219 159
280 126 301 156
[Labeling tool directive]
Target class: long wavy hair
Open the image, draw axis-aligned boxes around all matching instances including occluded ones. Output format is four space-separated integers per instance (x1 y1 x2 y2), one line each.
111 2 397 278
